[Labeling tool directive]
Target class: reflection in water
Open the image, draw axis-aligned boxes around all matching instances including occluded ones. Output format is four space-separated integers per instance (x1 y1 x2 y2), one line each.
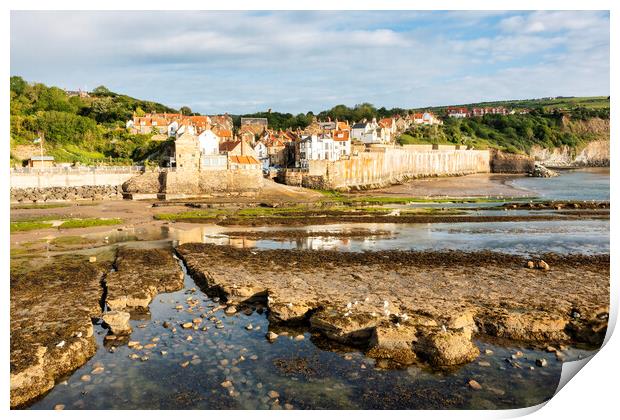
83 218 609 256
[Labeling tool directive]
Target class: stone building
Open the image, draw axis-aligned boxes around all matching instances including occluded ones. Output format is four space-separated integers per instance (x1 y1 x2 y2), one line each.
174 131 201 171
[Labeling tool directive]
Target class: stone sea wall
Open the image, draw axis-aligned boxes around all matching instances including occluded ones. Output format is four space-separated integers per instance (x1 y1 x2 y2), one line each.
283 148 491 190
123 168 264 198
11 185 122 203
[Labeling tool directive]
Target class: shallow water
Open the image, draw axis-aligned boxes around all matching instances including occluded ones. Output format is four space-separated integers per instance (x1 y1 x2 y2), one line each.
29 259 594 410
83 218 609 256
509 168 610 201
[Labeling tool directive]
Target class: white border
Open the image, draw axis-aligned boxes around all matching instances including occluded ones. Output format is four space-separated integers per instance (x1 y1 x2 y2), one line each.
2 1 616 419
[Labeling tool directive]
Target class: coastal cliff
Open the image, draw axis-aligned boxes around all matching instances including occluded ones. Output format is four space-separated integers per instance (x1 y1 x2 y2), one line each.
529 118 610 167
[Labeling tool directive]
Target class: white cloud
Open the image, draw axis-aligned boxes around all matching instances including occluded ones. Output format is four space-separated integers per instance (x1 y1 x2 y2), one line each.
10 10 609 113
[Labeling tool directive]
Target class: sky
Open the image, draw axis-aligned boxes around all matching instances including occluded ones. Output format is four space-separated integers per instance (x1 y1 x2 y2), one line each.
10 10 610 114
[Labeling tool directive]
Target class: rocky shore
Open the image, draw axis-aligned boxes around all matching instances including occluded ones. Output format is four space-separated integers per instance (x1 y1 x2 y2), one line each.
10 247 184 408
177 244 609 368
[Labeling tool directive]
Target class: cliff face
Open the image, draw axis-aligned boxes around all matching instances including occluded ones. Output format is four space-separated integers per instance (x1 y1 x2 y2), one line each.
529 118 610 167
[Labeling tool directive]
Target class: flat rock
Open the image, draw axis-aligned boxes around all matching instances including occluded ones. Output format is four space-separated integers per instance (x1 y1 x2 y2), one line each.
106 248 183 311
102 311 132 335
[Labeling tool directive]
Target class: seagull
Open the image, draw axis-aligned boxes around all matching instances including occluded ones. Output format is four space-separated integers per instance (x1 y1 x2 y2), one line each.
441 325 447 332
56 341 65 348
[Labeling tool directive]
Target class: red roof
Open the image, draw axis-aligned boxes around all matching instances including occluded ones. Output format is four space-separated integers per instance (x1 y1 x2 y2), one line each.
229 155 259 165
333 130 350 141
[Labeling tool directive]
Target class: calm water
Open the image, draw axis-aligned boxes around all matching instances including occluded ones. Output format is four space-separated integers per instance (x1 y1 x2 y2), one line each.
509 167 610 200
30 258 593 410
82 218 609 256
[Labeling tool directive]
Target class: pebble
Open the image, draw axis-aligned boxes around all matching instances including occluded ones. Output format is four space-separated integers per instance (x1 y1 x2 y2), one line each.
225 306 237 315
468 379 482 390
129 354 140 360
144 343 157 349
54 404 65 410
163 321 171 328
284 403 294 410
221 380 233 388
182 322 193 329
151 337 160 342
193 318 202 324
220 359 229 366
190 359 202 365
250 355 259 361
546 346 557 353
294 334 305 341
161 351 168 356
180 361 190 368
186 336 193 341
266 332 278 341
511 351 524 359
140 356 149 362
268 390 280 399
484 349 494 355
478 361 491 367
80 375 91 382
128 341 140 348
91 366 105 375
256 382 263 389
536 358 548 367
245 324 254 330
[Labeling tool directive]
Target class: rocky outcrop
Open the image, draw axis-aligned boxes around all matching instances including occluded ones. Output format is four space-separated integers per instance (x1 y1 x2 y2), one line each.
105 247 184 311
10 185 121 203
10 256 109 408
490 150 535 173
177 244 609 369
121 172 163 194
530 140 610 167
530 164 559 178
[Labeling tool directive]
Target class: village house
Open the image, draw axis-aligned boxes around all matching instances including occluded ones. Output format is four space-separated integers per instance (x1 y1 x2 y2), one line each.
297 134 335 168
253 140 269 169
378 117 396 143
410 111 442 125
395 116 410 134
446 107 469 118
219 139 258 158
240 117 269 136
471 107 509 117
332 129 352 157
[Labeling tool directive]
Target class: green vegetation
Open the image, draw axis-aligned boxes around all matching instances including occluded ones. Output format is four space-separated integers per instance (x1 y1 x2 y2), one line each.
10 76 176 166
398 110 608 154
10 221 54 232
59 218 123 229
11 202 70 210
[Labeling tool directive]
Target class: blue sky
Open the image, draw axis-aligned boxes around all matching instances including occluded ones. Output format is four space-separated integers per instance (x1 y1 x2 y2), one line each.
10 10 610 114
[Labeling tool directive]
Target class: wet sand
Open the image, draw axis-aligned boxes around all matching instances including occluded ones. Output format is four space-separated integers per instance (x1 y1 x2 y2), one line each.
353 173 532 198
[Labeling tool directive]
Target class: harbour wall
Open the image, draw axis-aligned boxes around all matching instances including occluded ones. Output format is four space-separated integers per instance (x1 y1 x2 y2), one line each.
282 147 491 190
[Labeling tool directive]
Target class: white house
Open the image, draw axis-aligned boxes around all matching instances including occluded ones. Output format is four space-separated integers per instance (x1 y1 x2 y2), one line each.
333 130 351 159
197 129 220 156
297 134 337 168
254 140 269 170
351 119 382 142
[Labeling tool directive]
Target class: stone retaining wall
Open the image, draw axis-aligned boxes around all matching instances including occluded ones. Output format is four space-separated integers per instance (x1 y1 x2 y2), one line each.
11 185 122 203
